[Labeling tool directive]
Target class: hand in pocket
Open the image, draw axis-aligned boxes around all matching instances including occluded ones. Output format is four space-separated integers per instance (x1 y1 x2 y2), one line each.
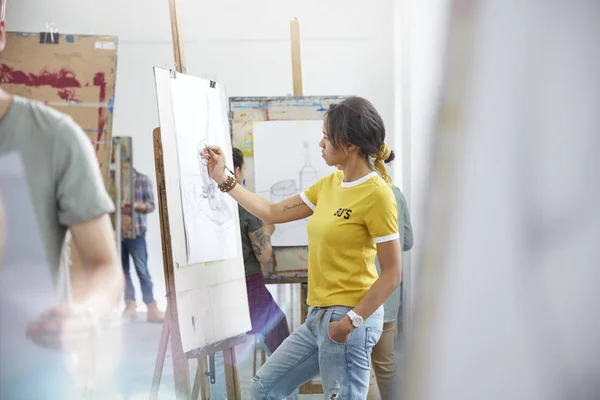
328 320 352 344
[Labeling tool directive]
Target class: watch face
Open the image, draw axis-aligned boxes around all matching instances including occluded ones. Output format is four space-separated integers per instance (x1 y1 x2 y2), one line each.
352 316 364 328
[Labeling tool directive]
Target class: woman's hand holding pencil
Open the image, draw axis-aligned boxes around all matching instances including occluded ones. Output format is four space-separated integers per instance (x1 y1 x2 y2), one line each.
200 145 228 185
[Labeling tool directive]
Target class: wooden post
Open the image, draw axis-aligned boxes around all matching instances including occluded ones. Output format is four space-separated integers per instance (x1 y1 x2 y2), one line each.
291 19 323 394
152 128 191 399
150 305 170 398
168 0 186 73
290 18 303 96
152 0 190 397
224 348 241 399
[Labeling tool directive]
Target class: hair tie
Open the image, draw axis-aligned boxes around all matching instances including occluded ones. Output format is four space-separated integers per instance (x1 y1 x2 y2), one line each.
375 144 391 161
370 144 392 185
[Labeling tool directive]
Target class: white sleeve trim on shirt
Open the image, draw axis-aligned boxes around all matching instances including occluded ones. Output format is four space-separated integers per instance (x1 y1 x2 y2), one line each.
299 191 316 211
373 232 400 244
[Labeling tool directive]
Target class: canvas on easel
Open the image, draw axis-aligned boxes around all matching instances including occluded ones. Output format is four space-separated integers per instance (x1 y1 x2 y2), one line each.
151 66 248 400
230 96 346 275
153 67 250 352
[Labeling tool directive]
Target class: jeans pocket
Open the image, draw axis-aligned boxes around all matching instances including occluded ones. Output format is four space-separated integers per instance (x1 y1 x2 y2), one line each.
365 326 383 353
326 307 350 345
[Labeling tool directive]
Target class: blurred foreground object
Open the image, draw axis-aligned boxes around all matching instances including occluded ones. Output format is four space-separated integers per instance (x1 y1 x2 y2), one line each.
0 152 77 398
408 0 600 399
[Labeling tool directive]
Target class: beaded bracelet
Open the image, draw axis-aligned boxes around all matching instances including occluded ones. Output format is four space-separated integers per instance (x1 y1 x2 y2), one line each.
217 175 237 193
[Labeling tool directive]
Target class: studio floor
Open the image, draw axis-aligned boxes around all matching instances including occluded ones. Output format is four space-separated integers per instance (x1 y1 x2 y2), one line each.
115 313 404 400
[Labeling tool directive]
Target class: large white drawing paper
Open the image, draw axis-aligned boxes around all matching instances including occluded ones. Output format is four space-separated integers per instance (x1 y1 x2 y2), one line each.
0 152 78 399
153 67 251 353
170 74 237 264
253 120 336 246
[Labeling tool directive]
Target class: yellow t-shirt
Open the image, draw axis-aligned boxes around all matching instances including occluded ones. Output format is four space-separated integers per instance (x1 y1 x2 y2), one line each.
300 170 399 307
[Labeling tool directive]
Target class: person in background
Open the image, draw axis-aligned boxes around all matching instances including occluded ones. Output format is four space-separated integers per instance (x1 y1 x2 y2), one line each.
210 148 291 400
0 1 124 396
121 168 164 323
231 148 290 351
368 185 413 400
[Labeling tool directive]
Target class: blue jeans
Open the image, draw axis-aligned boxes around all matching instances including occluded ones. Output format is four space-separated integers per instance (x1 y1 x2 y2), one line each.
121 232 155 304
250 305 384 399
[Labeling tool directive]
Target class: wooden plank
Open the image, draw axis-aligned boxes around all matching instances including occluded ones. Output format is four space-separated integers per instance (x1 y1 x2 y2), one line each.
198 356 211 400
264 276 307 285
300 283 309 324
168 0 186 73
153 127 191 399
290 18 303 96
191 356 207 400
224 347 241 399
150 306 171 400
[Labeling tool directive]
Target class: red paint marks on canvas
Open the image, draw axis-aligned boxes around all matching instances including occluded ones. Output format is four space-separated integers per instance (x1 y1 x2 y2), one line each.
0 64 81 88
93 73 107 151
1 64 111 155
57 88 80 103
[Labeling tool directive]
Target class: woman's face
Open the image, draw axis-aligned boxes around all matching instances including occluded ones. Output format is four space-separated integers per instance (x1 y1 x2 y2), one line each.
234 163 245 185
319 120 347 167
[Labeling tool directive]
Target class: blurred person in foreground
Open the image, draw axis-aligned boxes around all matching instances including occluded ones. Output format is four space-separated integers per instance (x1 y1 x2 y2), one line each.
407 1 600 399
0 1 124 397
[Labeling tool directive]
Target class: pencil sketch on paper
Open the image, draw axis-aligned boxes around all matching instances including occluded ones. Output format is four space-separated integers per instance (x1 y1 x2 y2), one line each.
170 74 238 264
253 120 337 246
182 151 232 226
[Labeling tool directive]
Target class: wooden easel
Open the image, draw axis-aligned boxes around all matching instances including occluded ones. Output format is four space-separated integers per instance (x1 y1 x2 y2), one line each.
290 17 324 396
150 0 244 399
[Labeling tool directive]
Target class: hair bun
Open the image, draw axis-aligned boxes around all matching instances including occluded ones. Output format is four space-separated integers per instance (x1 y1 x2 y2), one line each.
384 150 395 164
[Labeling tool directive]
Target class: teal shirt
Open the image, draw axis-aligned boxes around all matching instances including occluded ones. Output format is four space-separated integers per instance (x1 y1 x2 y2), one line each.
376 186 413 322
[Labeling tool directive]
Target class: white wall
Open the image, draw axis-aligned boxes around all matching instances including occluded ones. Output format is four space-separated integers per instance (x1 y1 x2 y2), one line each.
6 0 394 312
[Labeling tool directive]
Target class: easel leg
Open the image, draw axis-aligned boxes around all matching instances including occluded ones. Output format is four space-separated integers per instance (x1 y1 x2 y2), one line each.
170 319 192 398
192 356 211 400
224 347 241 399
150 308 171 400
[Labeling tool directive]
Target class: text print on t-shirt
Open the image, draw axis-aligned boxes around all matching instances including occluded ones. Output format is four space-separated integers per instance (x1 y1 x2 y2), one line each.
333 208 353 220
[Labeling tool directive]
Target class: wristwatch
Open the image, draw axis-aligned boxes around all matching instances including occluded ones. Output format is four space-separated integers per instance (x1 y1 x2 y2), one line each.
347 310 364 328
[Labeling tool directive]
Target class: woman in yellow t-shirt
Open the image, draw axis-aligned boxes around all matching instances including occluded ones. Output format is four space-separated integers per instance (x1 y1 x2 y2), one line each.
201 96 402 400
